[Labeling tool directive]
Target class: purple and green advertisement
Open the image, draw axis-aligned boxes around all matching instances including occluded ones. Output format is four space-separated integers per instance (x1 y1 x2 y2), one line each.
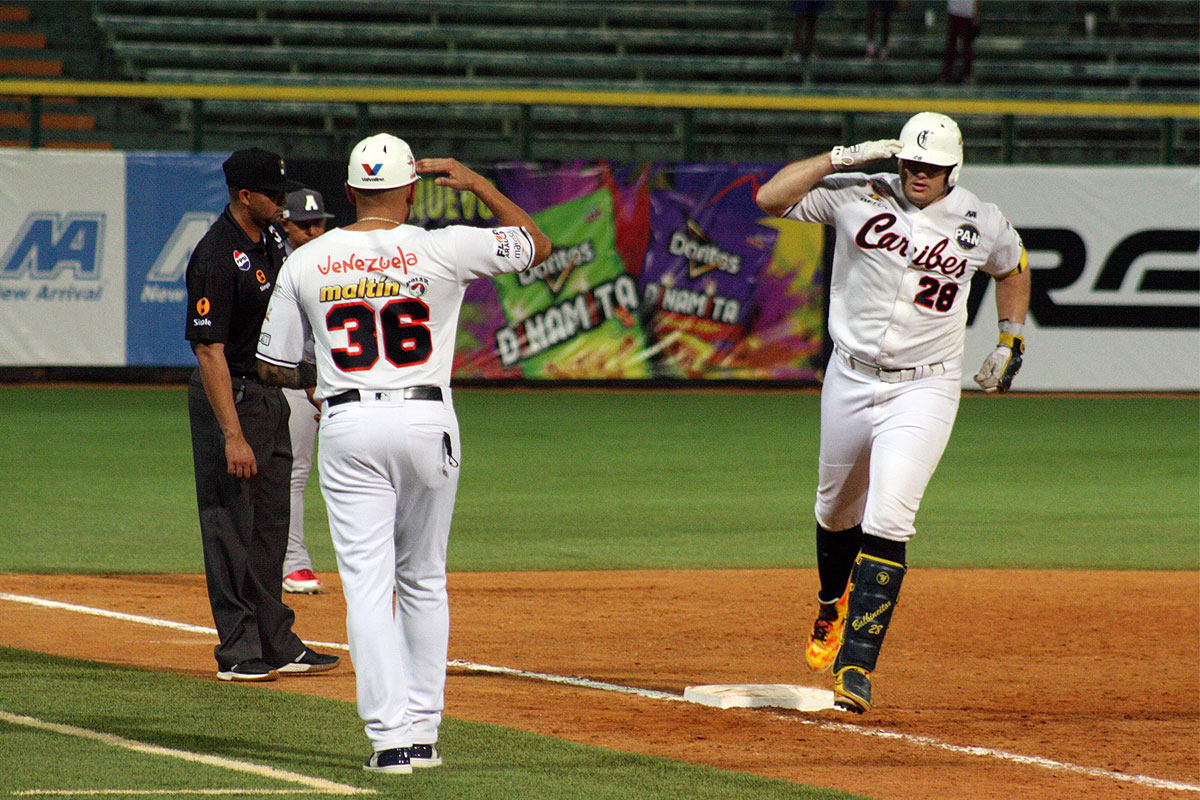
450 162 825 381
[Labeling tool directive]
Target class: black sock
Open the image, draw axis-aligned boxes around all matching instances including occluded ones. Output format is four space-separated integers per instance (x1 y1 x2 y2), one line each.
860 533 906 565
816 524 863 603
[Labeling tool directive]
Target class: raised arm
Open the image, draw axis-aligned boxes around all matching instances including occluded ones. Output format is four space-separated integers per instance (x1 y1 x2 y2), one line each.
756 139 903 217
416 157 551 267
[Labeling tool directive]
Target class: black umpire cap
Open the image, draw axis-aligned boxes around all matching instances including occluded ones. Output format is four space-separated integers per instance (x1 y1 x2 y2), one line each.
223 147 299 193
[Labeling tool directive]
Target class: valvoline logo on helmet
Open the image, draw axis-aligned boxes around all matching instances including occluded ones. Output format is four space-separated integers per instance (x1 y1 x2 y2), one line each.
348 133 419 189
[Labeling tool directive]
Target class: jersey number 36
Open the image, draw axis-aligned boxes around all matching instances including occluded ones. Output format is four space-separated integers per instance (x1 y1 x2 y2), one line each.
327 299 433 371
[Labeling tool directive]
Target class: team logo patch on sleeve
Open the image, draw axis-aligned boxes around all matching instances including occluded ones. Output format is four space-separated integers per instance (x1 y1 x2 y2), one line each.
233 250 252 271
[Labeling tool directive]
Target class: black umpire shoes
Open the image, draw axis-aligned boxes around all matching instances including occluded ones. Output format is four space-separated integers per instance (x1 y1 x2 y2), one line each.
275 647 340 675
216 659 278 682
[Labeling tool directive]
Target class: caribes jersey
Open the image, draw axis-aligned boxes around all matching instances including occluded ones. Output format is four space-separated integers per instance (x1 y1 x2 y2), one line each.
257 224 535 399
786 173 1025 369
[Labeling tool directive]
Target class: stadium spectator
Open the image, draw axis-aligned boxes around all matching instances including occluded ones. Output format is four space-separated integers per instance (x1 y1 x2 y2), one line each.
940 0 980 83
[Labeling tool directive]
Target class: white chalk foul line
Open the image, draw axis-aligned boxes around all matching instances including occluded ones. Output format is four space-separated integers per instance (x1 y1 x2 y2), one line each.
0 593 348 653
0 711 372 796
13 791 335 796
780 716 1200 793
447 658 685 702
3 591 1198 793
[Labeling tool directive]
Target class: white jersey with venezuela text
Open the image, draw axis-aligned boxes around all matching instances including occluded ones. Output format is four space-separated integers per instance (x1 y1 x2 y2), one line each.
257 224 534 399
787 173 1025 369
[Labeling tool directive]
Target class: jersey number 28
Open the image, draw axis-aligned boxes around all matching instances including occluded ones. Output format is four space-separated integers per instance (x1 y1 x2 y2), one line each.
326 299 432 371
913 276 959 312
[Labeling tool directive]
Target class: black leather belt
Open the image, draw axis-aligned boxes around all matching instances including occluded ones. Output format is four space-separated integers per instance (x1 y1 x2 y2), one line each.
325 386 443 407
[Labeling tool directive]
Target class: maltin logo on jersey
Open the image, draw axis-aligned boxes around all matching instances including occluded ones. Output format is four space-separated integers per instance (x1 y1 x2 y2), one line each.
955 224 980 250
233 250 252 271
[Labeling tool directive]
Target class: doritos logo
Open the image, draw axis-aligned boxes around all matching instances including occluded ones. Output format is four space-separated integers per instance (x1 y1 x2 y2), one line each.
233 250 251 271
669 220 741 278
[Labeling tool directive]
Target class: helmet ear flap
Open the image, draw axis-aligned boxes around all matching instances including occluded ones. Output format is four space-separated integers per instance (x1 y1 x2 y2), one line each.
949 163 961 186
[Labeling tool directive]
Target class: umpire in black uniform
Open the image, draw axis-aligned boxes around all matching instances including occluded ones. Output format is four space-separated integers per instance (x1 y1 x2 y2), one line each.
185 147 339 681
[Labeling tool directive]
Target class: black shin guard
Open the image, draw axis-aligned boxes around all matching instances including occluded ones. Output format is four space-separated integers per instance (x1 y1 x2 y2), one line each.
816 524 864 603
836 536 907 672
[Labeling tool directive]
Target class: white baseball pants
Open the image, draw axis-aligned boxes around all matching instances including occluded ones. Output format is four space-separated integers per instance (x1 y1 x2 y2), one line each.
282 387 318 575
318 390 460 751
814 351 962 542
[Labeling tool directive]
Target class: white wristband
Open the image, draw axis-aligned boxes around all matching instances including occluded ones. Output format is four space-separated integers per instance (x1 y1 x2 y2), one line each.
998 319 1024 338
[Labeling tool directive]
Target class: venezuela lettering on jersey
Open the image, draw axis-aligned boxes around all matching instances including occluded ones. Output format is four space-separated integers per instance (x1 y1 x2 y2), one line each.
855 212 971 279
317 248 419 275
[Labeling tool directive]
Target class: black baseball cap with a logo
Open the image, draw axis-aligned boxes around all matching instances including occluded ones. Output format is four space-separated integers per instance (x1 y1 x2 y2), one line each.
222 147 301 193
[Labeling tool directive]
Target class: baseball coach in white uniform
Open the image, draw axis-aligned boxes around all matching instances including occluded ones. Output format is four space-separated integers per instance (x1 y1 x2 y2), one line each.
756 112 1031 714
257 133 550 773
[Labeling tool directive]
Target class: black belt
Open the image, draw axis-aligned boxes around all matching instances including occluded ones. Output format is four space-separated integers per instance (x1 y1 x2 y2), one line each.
325 386 443 407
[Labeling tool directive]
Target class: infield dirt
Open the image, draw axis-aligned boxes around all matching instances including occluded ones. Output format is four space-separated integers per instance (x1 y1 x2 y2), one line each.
1 569 1196 800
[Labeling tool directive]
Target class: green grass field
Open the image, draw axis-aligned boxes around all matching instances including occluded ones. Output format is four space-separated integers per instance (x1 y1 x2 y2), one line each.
0 648 865 800
0 386 1195 572
0 384 1196 799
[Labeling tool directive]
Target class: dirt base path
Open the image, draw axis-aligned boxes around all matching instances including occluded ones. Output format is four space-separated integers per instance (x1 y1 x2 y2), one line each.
2 569 1196 800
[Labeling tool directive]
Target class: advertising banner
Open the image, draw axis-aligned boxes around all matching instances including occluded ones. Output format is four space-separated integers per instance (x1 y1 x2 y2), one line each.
450 162 825 381
963 167 1199 391
0 150 1194 391
124 152 228 366
0 149 127 365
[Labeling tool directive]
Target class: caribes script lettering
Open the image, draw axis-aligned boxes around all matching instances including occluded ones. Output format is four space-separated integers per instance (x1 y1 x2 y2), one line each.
855 213 968 278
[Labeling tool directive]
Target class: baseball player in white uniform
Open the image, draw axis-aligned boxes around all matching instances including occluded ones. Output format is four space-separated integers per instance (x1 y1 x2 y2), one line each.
278 186 336 595
756 112 1030 713
256 133 550 773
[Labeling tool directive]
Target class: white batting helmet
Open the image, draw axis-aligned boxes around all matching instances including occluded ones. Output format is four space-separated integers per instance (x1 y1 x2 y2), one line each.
347 133 418 190
896 112 963 185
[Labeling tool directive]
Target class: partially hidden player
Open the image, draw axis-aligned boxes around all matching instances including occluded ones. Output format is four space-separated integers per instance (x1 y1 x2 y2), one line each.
256 134 551 772
277 186 337 595
184 148 340 682
755 112 1031 713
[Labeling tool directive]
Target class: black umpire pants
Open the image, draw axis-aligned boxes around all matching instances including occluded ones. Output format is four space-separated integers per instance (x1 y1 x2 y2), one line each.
187 370 304 671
